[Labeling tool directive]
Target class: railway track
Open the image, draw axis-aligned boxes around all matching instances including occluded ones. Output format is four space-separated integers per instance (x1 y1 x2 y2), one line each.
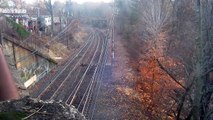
84 32 109 119
65 32 103 105
29 29 109 118
38 33 98 100
45 33 100 100
29 32 94 97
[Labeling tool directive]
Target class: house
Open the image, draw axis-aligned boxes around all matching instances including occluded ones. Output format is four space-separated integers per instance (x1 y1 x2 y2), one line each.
0 8 29 28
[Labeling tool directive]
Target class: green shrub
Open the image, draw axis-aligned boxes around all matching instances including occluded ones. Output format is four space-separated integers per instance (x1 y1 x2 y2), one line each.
6 17 30 39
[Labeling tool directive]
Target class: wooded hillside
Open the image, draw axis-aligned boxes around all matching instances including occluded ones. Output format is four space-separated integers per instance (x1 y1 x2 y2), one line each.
115 0 213 119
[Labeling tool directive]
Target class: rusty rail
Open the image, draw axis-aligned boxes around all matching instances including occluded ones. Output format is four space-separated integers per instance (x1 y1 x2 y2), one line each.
0 45 19 101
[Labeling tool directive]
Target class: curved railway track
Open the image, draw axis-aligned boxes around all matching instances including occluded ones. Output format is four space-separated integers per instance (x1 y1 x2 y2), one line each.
29 29 109 118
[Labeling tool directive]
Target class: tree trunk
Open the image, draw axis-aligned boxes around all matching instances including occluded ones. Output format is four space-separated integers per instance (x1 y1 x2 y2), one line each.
51 7 54 36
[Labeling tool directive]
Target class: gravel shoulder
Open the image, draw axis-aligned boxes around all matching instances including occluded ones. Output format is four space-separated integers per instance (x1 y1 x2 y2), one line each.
93 33 145 120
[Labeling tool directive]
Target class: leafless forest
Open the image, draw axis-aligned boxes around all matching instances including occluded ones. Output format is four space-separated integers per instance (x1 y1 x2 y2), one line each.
115 0 213 119
1 0 213 119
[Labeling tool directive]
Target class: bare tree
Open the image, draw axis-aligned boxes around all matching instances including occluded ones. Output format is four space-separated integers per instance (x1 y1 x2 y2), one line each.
45 0 54 36
115 0 213 119
162 0 213 119
138 0 173 59
140 0 172 37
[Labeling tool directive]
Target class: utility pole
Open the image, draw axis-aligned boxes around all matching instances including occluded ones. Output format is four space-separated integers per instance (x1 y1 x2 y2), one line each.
0 32 3 45
112 0 115 61
37 7 40 18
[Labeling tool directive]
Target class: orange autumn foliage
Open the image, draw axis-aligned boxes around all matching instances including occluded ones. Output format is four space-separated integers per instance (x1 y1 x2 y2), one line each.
136 57 182 119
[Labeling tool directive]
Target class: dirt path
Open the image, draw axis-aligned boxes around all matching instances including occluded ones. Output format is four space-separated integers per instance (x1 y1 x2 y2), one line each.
93 34 145 120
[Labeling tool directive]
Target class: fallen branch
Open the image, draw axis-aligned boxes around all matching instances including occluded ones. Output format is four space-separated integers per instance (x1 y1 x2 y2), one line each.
156 59 196 119
22 104 45 120
24 110 53 115
156 59 186 90
204 109 213 120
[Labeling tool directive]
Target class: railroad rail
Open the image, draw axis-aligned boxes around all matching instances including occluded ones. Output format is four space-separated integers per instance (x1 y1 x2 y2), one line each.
29 32 94 97
29 29 109 119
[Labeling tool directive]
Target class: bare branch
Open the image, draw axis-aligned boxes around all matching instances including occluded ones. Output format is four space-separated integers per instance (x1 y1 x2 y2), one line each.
156 59 186 90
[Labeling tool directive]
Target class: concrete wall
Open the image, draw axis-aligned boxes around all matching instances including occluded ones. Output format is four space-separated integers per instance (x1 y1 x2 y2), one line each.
15 44 37 69
1 37 56 85
2 39 15 66
2 39 37 69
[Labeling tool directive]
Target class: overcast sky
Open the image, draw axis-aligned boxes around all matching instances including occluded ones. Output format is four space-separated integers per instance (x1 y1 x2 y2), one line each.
24 0 113 4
